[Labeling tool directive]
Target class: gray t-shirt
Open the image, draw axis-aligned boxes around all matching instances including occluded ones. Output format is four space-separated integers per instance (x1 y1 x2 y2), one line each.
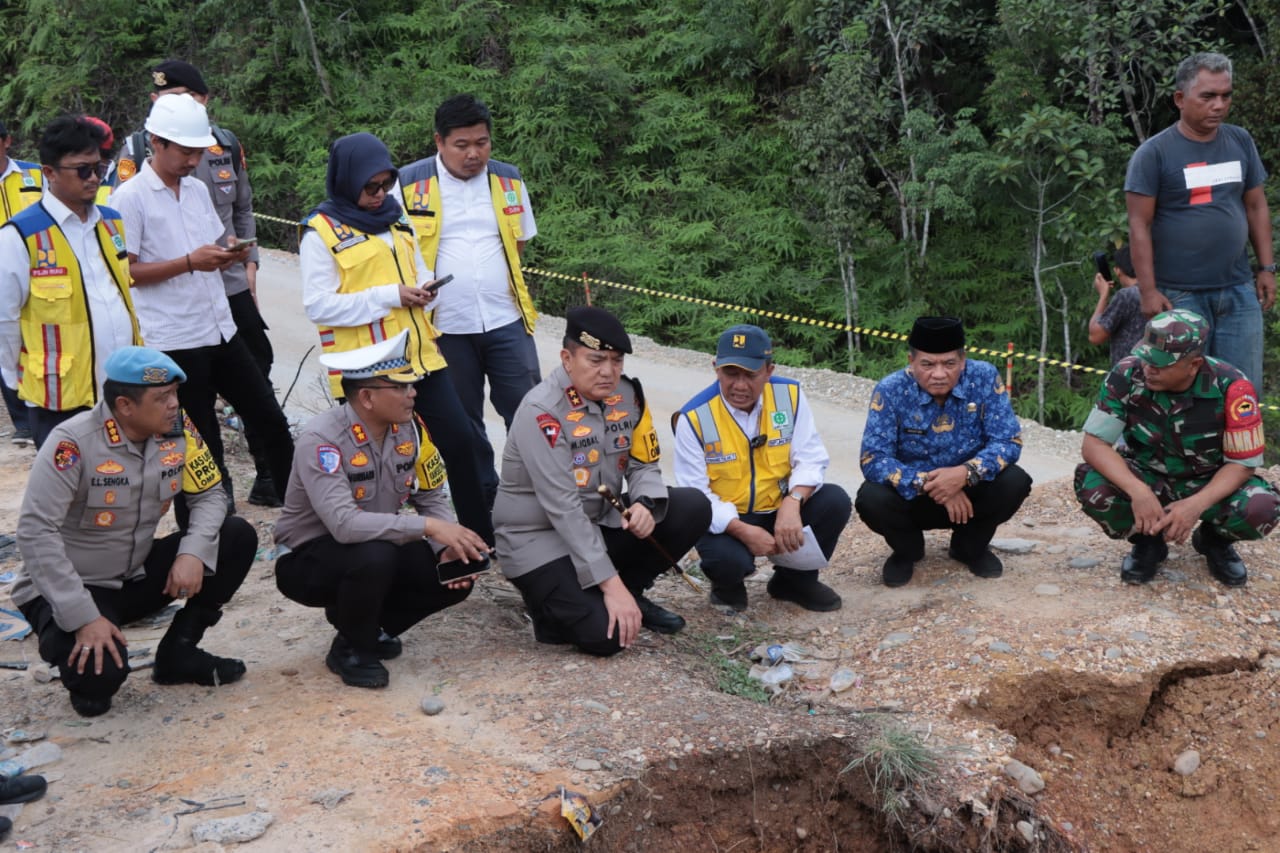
1124 123 1267 291
1096 285 1144 365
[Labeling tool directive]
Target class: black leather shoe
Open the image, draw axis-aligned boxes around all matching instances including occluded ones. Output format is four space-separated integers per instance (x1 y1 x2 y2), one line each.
1193 527 1247 587
0 773 48 805
881 554 915 588
1120 535 1168 585
636 596 686 634
767 571 842 611
949 548 1004 579
709 582 748 612
326 635 389 688
247 475 282 508
69 692 111 717
375 630 402 660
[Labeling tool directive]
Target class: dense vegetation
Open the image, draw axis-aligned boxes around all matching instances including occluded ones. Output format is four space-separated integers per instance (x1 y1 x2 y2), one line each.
2 0 1277 432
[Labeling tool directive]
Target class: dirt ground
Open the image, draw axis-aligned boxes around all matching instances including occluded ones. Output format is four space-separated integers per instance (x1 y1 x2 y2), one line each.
5 403 1280 852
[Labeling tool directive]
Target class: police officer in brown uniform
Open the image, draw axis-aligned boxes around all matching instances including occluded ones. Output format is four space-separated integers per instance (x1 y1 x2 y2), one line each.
273 332 489 688
13 346 256 717
494 307 711 656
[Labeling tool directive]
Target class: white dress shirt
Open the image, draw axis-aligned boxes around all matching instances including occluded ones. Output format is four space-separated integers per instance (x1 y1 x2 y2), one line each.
673 385 830 534
298 228 433 327
429 154 537 335
110 161 236 351
0 193 136 392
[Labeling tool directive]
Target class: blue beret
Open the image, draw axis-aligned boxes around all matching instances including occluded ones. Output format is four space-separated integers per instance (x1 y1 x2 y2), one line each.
103 346 187 386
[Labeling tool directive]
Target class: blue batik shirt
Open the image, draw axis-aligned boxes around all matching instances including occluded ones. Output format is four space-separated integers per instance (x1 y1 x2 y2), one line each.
860 359 1024 500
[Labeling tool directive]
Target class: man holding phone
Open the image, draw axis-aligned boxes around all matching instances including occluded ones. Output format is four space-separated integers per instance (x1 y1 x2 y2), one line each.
274 332 490 688
110 93 294 514
1088 245 1146 366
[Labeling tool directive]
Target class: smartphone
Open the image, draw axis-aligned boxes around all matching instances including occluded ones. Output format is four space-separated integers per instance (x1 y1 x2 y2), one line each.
228 238 258 251
437 553 491 584
423 273 454 294
1092 250 1110 280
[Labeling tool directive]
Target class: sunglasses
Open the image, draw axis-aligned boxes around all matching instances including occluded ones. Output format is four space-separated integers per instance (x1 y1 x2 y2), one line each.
362 176 397 196
53 161 110 181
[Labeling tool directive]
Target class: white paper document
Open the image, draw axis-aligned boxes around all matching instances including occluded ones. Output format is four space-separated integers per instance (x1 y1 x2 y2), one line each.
769 525 828 571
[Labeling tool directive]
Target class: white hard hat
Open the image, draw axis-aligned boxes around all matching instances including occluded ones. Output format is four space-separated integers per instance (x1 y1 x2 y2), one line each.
144 93 216 148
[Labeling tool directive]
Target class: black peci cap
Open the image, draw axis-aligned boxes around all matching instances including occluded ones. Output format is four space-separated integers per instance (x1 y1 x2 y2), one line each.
152 60 208 95
565 306 632 354
908 316 965 354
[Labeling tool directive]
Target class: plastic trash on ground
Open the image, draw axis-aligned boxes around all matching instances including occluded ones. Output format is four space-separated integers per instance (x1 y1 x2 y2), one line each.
560 786 602 841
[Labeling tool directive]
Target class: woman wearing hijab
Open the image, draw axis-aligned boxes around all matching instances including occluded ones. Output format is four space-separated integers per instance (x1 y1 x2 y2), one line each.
298 132 494 545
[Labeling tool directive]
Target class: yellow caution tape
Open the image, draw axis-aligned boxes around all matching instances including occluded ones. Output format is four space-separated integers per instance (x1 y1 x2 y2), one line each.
252 213 1279 413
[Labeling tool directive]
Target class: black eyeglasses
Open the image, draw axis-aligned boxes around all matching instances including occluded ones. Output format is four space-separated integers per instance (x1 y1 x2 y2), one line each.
52 161 110 181
362 176 397 196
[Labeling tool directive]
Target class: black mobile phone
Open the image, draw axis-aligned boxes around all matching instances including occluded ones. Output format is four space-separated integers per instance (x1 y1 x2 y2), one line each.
423 273 454 294
436 553 491 584
227 238 257 251
1092 251 1110 280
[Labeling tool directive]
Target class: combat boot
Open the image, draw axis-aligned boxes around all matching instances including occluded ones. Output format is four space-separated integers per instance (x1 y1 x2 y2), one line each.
1120 534 1168 584
153 605 246 686
247 450 282 507
1193 525 1247 587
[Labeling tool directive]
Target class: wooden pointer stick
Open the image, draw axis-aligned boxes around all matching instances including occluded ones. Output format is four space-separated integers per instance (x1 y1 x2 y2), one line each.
597 484 704 592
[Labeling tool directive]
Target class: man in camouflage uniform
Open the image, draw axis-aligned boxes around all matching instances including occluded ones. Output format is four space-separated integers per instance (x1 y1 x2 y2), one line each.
1076 309 1280 586
856 316 1032 587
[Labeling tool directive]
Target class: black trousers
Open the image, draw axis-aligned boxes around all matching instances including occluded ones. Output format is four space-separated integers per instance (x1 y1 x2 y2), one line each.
694 484 852 586
509 487 711 657
225 290 275 479
275 535 472 654
166 333 293 497
854 465 1032 560
411 369 496 546
18 517 256 701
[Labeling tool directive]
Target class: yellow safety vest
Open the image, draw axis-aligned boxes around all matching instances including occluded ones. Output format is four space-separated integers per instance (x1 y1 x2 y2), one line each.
400 159 538 334
10 204 141 410
1 161 43 222
681 379 801 514
302 213 447 397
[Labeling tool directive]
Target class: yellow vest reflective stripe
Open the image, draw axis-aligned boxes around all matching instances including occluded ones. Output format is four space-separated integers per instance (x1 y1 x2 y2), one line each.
684 380 800 514
400 161 538 334
0 162 43 222
303 213 446 397
13 205 140 410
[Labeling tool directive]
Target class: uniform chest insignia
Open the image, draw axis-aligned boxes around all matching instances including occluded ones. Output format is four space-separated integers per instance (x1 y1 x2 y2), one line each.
208 144 224 156
395 440 415 457
572 425 592 438
96 460 124 475
537 413 562 448
170 480 179 493
931 415 955 433
159 440 177 451
351 451 370 467
161 451 184 467
573 452 587 465
217 169 233 180
573 467 591 487
869 392 884 412
104 419 123 445
606 409 629 422
354 486 367 500
317 444 342 473
566 411 586 423
53 440 80 471
94 510 116 528
588 449 600 463
770 411 788 427
613 435 630 450
351 424 368 443
104 490 116 505
117 159 137 181
565 387 584 408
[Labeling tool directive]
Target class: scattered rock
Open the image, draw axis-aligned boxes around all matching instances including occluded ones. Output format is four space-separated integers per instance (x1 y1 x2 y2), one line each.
988 641 1014 654
311 789 353 810
1046 545 1067 555
5 730 46 745
1068 557 1100 569
796 826 808 839
191 811 274 844
1128 631 1150 643
30 663 53 684
1017 820 1035 842
1040 651 1058 661
1173 750 1200 776
1104 647 1123 660
878 632 913 650
420 697 445 716
581 700 610 715
1004 759 1045 794
1033 584 1061 596
574 759 602 772
990 538 1038 554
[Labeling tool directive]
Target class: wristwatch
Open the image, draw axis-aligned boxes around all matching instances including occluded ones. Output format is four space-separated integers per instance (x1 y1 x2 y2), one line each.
787 491 804 504
964 461 981 487
1258 263 1277 274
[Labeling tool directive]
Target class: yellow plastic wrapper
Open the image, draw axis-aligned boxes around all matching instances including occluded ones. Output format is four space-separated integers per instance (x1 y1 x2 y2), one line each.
560 785 602 841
